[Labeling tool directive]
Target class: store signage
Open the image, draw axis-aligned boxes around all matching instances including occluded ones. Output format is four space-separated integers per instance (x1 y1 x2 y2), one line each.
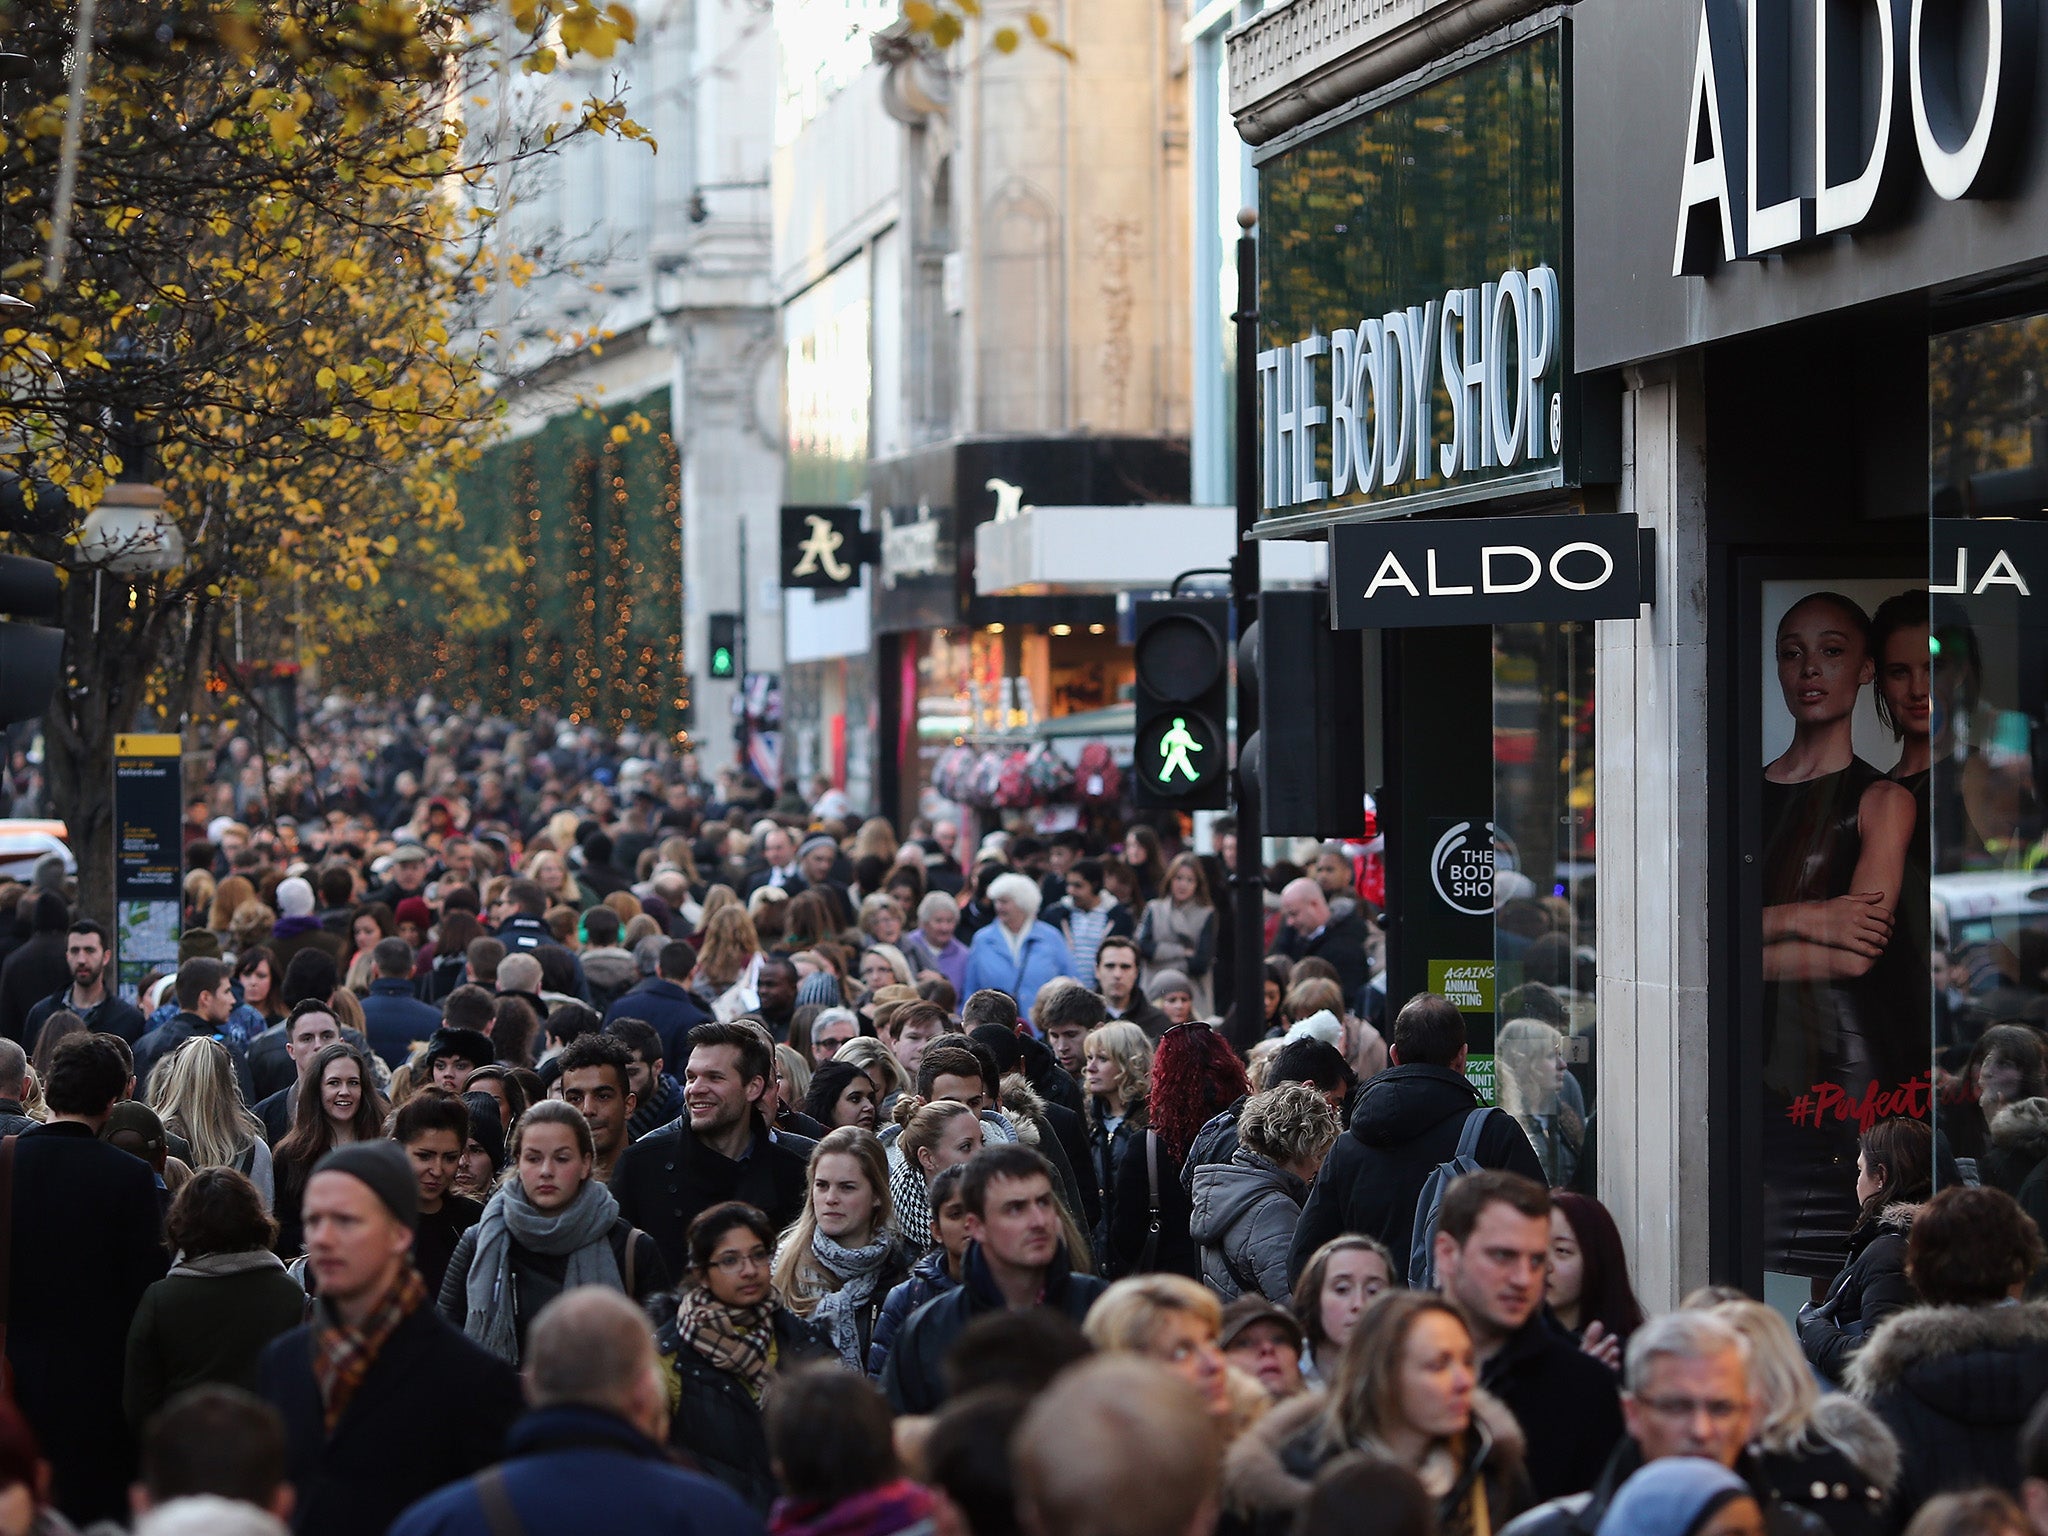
113 733 183 1002
780 504 868 591
1931 518 2048 599
1429 821 1512 917
1429 958 1497 1014
1330 513 1650 629
1675 0 2034 274
1259 265 1562 511
879 502 946 590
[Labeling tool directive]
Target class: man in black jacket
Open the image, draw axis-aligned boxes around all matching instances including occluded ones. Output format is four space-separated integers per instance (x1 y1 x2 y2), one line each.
488 879 590 1001
22 919 146 1048
6 1033 169 1523
611 1021 808 1278
1271 878 1374 1005
259 1141 520 1536
1092 938 1168 1039
603 940 712 1068
1287 992 1543 1286
132 956 255 1101
1434 1171 1623 1501
882 1145 1108 1415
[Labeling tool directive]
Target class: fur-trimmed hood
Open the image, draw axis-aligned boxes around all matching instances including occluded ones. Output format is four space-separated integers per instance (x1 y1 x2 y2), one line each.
999 1073 1048 1149
1991 1097 2048 1166
1221 1385 1525 1516
1847 1302 2048 1424
1808 1392 1901 1492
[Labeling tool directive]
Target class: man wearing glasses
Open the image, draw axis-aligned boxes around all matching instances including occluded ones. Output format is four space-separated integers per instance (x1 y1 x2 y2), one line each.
1500 1306 1830 1536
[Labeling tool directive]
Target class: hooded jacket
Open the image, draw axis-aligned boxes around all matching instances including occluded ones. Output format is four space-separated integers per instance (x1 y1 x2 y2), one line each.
1223 1385 1530 1536
1847 1299 2048 1521
1797 1203 1920 1386
1188 1148 1307 1304
580 946 640 1012
865 1246 959 1380
1286 1063 1544 1286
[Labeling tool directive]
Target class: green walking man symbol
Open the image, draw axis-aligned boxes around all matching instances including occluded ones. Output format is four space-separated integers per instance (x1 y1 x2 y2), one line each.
1157 716 1203 785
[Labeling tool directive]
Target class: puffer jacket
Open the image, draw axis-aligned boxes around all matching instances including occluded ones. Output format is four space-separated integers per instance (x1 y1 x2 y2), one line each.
865 1246 958 1379
655 1300 835 1512
1224 1386 1531 1536
1797 1203 1919 1386
1187 1148 1307 1304
1847 1299 2048 1523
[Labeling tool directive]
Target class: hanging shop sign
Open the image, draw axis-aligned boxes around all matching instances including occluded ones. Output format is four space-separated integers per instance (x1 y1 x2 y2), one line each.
1330 513 1652 629
1674 0 2034 275
1254 27 1606 531
780 504 871 591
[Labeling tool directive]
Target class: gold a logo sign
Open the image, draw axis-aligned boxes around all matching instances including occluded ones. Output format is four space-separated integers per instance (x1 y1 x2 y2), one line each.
792 514 852 581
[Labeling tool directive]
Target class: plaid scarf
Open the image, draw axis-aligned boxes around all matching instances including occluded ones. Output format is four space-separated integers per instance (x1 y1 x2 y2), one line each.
311 1263 427 1432
676 1283 779 1400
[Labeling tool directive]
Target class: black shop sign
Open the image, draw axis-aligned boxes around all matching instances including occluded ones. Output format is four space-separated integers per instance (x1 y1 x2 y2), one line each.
1330 513 1652 630
780 504 870 592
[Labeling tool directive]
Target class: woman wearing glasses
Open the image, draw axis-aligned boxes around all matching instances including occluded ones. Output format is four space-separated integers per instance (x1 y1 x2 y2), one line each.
657 1200 834 1512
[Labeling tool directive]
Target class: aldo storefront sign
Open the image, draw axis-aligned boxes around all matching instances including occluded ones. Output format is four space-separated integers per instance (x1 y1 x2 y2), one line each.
1255 28 1604 529
1674 0 2036 275
1330 513 1651 629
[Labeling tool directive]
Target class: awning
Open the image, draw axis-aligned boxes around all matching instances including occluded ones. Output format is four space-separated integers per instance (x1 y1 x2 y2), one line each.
974 504 1324 595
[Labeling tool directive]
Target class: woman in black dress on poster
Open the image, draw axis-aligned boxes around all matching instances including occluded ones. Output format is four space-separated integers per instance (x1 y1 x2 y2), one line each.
1760 592 1918 1277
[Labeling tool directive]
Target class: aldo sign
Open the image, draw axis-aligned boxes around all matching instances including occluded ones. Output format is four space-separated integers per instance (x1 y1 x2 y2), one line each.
1675 0 2037 274
1330 514 1652 630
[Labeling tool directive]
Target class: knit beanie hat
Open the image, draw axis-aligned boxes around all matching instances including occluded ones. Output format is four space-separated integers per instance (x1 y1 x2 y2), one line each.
313 1141 420 1231
1145 969 1194 1004
394 896 434 930
275 877 315 918
795 970 842 1009
1592 1458 1748 1536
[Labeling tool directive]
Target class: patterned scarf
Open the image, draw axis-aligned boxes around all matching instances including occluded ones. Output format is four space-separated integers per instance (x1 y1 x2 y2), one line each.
310 1263 427 1432
770 1479 938 1536
805 1230 897 1371
676 1283 779 1400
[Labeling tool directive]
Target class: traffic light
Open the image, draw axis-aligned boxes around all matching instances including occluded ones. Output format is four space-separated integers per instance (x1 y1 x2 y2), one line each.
0 555 62 727
707 613 738 679
1133 598 1230 809
1253 588 1368 836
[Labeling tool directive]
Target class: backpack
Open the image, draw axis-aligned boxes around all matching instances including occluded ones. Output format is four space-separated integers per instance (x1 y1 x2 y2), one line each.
1407 1107 1495 1288
1076 741 1121 803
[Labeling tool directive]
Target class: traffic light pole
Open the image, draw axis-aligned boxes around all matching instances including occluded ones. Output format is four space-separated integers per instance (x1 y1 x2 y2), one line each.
1230 208 1264 1051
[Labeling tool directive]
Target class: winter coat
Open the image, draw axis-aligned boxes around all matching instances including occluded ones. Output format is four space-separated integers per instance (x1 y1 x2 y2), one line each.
1981 1097 2048 1196
0 930 70 1044
22 987 146 1049
360 977 444 1069
782 1232 920 1370
1286 1064 1544 1287
1270 909 1374 1006
961 921 1081 1008
389 1403 764 1536
899 930 970 999
1136 898 1217 1017
6 1121 171 1525
1798 1204 1920 1386
132 1011 256 1102
1106 1122 1200 1280
865 1248 958 1379
629 1073 686 1140
1498 1440 1832 1536
581 946 641 1012
123 1254 307 1427
1847 1299 2048 1523
880 1240 1108 1415
1188 1148 1307 1304
613 1114 810 1281
1477 1312 1626 1504
1748 1394 1900 1536
259 1299 522 1536
436 1215 668 1364
1224 1386 1531 1536
605 977 716 1071
656 1303 835 1512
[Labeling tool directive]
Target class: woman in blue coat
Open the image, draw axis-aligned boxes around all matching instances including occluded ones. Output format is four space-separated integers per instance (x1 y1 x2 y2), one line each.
962 872 1081 1007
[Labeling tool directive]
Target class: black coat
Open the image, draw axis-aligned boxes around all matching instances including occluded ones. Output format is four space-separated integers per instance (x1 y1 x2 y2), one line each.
880 1240 1107 1415
1271 909 1373 1004
0 931 70 1044
1749 1395 1900 1536
259 1299 522 1536
604 977 715 1070
22 987 146 1048
1798 1206 1918 1386
435 1217 669 1364
1497 1441 1831 1536
133 1011 257 1102
656 1304 833 1512
1288 1064 1542 1283
1106 1126 1199 1281
612 1115 809 1279
123 1260 308 1427
5 1121 170 1524
1478 1312 1626 1503
1846 1299 2048 1527
1287 1064 1544 1286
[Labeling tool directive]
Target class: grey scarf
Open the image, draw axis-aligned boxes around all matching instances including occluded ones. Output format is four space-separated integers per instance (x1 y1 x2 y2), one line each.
169 1248 287 1281
808 1230 897 1371
463 1176 622 1363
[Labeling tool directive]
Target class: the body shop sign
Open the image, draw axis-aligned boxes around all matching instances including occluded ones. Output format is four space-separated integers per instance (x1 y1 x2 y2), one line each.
1255 28 1574 529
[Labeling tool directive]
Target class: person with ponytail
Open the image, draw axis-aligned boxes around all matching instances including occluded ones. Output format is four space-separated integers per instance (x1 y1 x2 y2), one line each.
770 1127 920 1371
889 1097 984 1253
438 1100 667 1366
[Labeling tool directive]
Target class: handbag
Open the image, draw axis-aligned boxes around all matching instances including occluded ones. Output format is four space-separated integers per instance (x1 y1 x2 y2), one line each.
712 953 764 1023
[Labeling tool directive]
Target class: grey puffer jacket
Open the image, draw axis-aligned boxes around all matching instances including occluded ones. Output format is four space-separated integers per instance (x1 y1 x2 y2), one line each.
1187 1147 1308 1304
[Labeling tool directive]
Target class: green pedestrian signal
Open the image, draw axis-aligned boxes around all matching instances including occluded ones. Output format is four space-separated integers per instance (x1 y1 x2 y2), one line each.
1156 716 1203 784
1132 599 1229 810
707 613 739 679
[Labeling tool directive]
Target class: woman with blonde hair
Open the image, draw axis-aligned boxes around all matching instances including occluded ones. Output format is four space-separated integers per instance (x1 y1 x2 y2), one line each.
859 892 906 951
1711 1299 1897 1536
525 848 592 912
147 1038 273 1207
858 942 915 995
772 1126 919 1371
1496 1017 1584 1189
1226 1289 1530 1535
698 883 742 928
1083 1020 1153 1263
835 1036 908 1101
691 904 764 1016
227 901 275 961
852 817 899 867
775 1045 813 1111
207 876 256 941
183 869 217 931
1085 1273 1258 1434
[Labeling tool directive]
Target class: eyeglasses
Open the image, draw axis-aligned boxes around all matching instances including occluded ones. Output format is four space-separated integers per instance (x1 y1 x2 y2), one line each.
1634 1396 1746 1423
708 1246 771 1273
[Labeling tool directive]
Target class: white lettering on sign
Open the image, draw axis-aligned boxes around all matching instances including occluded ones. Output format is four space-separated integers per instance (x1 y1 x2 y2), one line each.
1931 546 2032 597
1258 264 1559 510
1675 0 2032 275
879 502 944 590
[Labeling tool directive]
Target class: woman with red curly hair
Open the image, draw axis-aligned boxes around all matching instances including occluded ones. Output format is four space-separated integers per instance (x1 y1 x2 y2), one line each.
1104 1021 1250 1281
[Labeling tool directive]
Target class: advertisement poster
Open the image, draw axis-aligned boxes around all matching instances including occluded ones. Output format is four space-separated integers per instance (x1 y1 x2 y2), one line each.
113 734 184 1001
1756 578 1933 1277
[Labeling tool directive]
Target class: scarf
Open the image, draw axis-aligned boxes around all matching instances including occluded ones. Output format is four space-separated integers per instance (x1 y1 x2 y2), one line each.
169 1248 287 1281
463 1175 622 1363
770 1479 938 1536
676 1283 779 1400
311 1263 426 1432
805 1230 897 1371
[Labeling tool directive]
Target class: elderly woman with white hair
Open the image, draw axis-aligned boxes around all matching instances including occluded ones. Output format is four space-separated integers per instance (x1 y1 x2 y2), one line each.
899 889 970 998
961 871 1081 1006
